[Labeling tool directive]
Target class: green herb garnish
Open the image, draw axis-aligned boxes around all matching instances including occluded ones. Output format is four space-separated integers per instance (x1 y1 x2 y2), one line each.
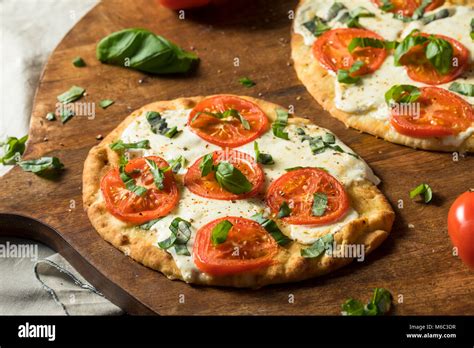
254 141 274 165
448 82 474 97
72 57 86 67
341 288 392 316
119 166 147 196
60 108 75 124
0 135 28 165
46 112 56 121
277 201 291 218
300 234 333 258
337 60 364 84
139 218 161 230
252 213 291 245
109 139 150 151
385 85 421 105
338 7 374 28
239 77 256 87
211 220 233 245
409 183 433 203
302 16 331 37
327 2 347 21
272 109 289 140
312 193 328 217
158 217 192 256
99 99 114 109
199 153 214 177
57 85 85 104
191 109 250 130
18 156 64 177
146 111 181 138
168 155 187 173
145 158 166 190
215 162 253 194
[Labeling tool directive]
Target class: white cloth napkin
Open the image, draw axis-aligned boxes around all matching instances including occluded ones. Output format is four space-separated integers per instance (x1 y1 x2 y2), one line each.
0 0 123 315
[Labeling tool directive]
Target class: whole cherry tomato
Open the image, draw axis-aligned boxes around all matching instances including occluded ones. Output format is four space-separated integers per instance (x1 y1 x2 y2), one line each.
448 191 474 269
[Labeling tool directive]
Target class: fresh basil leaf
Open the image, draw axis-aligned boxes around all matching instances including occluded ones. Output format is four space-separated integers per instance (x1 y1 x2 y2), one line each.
99 99 114 109
110 139 150 151
277 201 291 218
448 82 474 97
349 7 374 19
164 126 180 138
421 8 450 24
139 218 161 230
215 161 253 194
145 158 165 190
158 235 176 250
337 60 365 84
348 37 386 53
384 85 421 105
222 109 250 130
174 243 191 256
254 142 274 165
146 111 180 138
303 16 331 37
323 132 335 144
312 193 328 217
379 0 394 12
425 36 453 75
119 167 147 197
60 108 75 124
211 220 233 245
199 153 214 177
327 2 347 21
341 288 392 316
57 85 85 103
394 32 428 66
18 157 64 176
296 127 306 136
251 213 291 245
45 112 56 121
409 183 433 203
339 7 374 28
341 299 366 316
239 77 255 87
412 0 432 20
72 56 86 67
97 28 198 74
370 288 392 315
272 109 289 140
158 217 192 255
168 155 187 173
0 135 28 165
301 234 333 258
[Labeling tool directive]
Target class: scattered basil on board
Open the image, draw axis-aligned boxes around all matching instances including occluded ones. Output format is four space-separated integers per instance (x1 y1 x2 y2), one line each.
18 157 64 178
99 99 114 109
72 57 86 67
239 77 255 87
0 135 28 165
96 28 198 74
409 183 433 203
341 288 392 316
57 85 85 104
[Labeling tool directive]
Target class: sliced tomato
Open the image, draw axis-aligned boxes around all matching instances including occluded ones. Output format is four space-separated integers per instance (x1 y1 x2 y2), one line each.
390 87 474 137
193 217 278 275
100 156 179 224
266 168 350 225
372 0 444 17
188 95 269 148
184 149 264 200
312 28 387 76
399 33 469 85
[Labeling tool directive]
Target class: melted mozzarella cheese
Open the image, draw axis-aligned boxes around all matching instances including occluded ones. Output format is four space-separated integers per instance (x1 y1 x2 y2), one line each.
119 108 379 281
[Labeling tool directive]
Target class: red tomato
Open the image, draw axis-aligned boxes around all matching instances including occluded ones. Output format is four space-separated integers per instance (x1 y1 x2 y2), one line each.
158 0 211 10
448 191 474 269
312 28 388 76
266 168 350 225
193 216 278 275
188 95 269 148
390 87 474 138
184 149 264 200
101 156 179 224
372 0 444 17
399 33 469 85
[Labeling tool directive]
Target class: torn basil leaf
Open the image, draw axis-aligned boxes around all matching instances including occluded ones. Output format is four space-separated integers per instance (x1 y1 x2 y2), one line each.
312 193 328 217
302 16 331 37
384 85 420 105
146 111 181 138
337 60 364 84
215 161 253 194
421 8 449 24
272 109 289 140
348 37 386 53
18 156 64 176
448 82 474 97
119 167 147 196
110 139 150 151
158 217 192 256
299 131 357 157
327 2 347 21
72 56 86 67
425 36 453 75
145 158 165 190
252 213 291 245
300 233 333 258
341 299 366 316
379 0 394 12
99 99 114 109
239 77 255 87
168 155 187 173
97 28 198 74
192 109 249 130
139 218 161 230
412 0 432 20
254 141 274 165
60 108 75 124
46 112 56 121
342 288 392 316
0 135 28 165
339 7 374 28
277 201 291 218
211 220 233 245
57 85 85 104
409 183 433 203
199 153 214 177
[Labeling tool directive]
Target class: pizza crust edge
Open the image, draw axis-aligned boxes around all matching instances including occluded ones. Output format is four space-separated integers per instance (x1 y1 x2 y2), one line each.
290 0 474 153
83 95 395 288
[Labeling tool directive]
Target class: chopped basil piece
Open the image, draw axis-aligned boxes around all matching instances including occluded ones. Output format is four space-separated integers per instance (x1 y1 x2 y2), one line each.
412 0 432 20
109 139 150 151
339 7 374 28
327 2 347 21
146 111 181 138
277 201 291 218
145 158 165 190
252 213 291 245
168 155 187 173
97 28 198 74
448 82 474 97
239 77 255 87
254 142 274 165
215 161 253 194
60 108 75 124
302 16 331 37
421 8 449 24
0 135 28 165
342 288 392 316
199 153 214 177
192 109 249 130
394 31 428 65
379 0 394 12
385 85 421 105
296 127 306 136
337 60 364 84
312 193 328 217
348 37 386 53
299 131 358 158
99 99 114 109
119 167 147 196
72 56 86 67
300 234 333 258
272 109 289 140
211 220 233 245
57 85 85 104
158 217 192 256
139 218 161 230
409 183 433 203
18 156 64 177
46 112 56 121
322 132 335 144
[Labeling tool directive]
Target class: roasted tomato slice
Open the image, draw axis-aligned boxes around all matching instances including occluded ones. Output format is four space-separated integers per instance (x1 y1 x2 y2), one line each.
188 95 269 148
372 0 444 17
390 87 474 137
101 156 179 224
184 149 264 200
398 33 469 85
193 216 278 275
313 28 388 76
266 168 350 225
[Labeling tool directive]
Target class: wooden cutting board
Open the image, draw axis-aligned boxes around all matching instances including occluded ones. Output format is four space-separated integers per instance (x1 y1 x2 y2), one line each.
0 0 473 315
